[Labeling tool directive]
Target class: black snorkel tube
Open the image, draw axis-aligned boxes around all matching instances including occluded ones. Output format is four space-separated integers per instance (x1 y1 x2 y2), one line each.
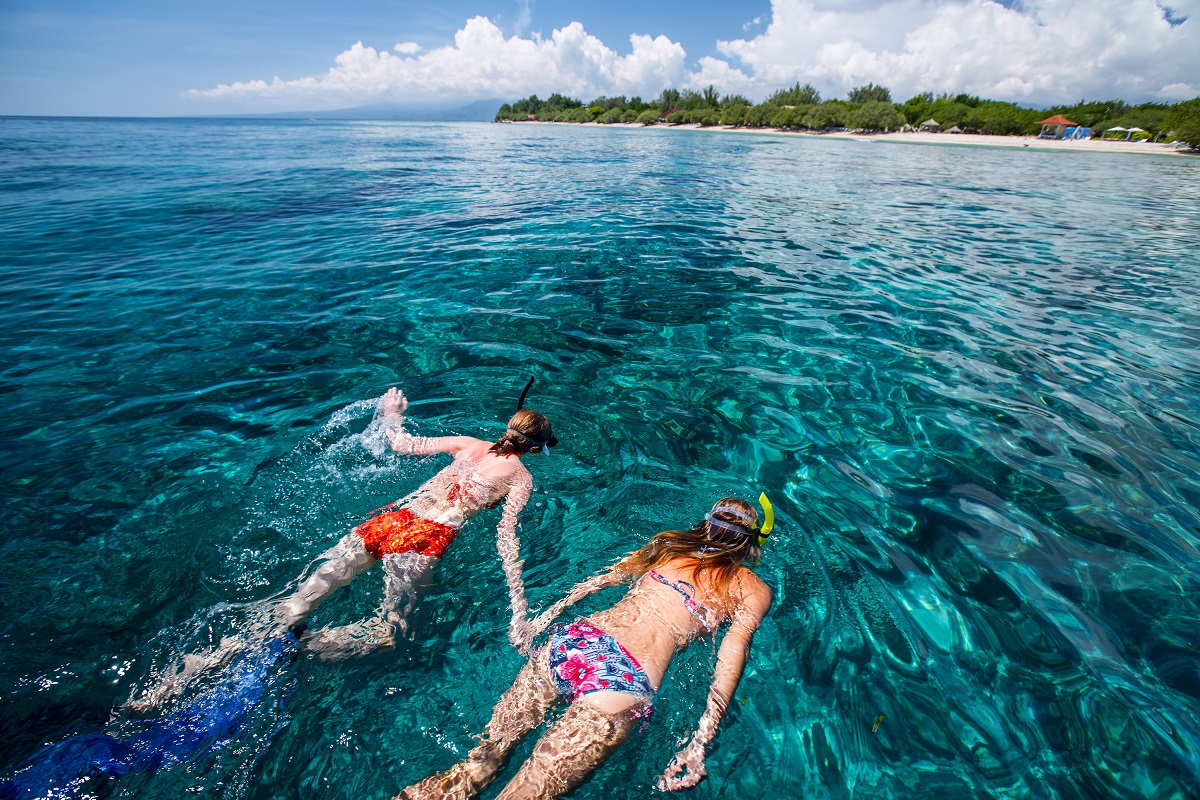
516 376 535 412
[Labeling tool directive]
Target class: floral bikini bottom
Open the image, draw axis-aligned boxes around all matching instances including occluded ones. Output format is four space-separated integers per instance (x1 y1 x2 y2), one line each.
547 620 655 708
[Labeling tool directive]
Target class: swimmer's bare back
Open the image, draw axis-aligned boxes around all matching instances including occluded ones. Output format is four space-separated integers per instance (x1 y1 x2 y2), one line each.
382 388 534 526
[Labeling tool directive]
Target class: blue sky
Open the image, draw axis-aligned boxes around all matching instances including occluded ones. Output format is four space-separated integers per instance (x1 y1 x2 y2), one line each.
1 0 1196 117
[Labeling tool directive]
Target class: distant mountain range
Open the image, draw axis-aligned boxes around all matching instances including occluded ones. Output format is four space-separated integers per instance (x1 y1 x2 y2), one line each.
239 99 503 121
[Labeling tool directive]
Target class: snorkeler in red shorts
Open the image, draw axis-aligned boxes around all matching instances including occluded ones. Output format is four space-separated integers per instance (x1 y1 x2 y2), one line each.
275 380 557 660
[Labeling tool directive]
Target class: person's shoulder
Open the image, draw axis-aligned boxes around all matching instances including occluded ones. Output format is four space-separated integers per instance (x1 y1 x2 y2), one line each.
454 436 494 455
734 568 773 606
506 455 534 476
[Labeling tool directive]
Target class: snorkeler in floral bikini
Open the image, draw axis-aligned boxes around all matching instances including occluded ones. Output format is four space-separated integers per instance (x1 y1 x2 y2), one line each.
397 496 774 799
275 381 557 659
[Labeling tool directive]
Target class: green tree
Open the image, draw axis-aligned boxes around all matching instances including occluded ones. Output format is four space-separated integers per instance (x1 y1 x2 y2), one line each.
769 106 798 128
544 93 582 111
927 96 971 127
900 93 933 124
849 101 905 131
510 94 545 117
666 110 687 124
701 84 721 107
563 107 595 123
744 103 778 127
964 101 1039 135
848 83 892 104
720 103 750 126
804 101 849 130
722 93 752 108
588 95 628 111
679 89 706 110
1165 97 1200 147
620 108 640 123
769 82 821 106
655 88 682 110
599 108 624 124
636 109 661 124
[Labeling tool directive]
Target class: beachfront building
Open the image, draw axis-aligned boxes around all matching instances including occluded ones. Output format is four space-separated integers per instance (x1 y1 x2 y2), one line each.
919 118 940 132
1037 115 1082 139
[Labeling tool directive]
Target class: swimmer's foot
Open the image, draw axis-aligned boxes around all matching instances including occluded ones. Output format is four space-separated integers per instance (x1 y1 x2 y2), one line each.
125 636 244 714
302 617 397 662
396 760 495 800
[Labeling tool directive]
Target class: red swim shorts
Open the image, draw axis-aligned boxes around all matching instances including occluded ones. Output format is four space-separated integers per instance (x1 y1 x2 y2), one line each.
354 507 459 560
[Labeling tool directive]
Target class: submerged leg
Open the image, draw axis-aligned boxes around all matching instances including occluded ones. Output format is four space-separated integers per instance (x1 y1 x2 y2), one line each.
303 551 437 661
275 534 376 626
495 693 644 800
125 636 244 714
379 550 438 635
398 651 559 800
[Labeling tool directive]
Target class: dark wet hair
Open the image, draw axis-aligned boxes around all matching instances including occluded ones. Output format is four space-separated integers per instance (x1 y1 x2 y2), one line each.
489 408 557 456
625 497 761 591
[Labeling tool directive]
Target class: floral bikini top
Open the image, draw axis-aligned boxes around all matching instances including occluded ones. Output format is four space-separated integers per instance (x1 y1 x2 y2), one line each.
645 569 721 634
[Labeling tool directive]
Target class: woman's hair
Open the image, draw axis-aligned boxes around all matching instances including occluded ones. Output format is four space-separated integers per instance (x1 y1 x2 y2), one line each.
625 497 761 592
489 409 557 456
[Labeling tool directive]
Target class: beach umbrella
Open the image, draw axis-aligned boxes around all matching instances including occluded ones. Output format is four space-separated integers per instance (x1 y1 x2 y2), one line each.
1106 126 1127 131
1125 126 1146 140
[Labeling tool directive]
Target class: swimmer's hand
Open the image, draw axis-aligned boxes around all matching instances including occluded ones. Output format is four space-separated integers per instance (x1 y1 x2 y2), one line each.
656 739 707 791
380 387 408 418
509 618 536 655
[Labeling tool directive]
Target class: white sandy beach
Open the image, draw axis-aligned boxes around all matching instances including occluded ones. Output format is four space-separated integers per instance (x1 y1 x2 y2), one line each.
555 121 1196 157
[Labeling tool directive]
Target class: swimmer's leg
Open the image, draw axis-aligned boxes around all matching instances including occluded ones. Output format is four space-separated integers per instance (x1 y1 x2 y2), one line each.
303 551 436 661
125 636 244 714
380 550 438 636
398 651 559 800
275 534 377 626
495 693 642 800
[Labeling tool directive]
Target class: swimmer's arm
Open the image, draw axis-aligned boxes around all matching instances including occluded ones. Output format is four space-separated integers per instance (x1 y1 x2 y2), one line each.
658 579 772 792
496 471 534 652
378 388 474 457
524 557 636 643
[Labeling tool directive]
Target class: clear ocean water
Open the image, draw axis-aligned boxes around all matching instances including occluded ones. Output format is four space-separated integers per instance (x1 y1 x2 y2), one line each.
2 117 1199 799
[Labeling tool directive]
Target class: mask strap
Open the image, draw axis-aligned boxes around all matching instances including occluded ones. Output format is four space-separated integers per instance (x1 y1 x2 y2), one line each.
705 514 752 537
506 426 551 450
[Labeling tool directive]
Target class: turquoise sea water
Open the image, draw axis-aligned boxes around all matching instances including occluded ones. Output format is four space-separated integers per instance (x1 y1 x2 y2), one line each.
2 118 1199 799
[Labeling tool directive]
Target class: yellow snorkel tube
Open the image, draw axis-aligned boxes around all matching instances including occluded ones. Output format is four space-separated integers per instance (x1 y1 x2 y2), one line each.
757 492 775 547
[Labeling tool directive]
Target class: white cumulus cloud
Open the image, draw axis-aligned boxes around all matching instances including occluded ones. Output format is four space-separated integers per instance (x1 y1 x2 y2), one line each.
187 1 1198 109
188 17 688 107
718 0 1200 104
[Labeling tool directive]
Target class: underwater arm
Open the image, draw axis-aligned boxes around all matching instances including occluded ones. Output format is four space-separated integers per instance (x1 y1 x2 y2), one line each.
657 579 773 792
522 556 636 645
378 387 472 457
495 471 534 652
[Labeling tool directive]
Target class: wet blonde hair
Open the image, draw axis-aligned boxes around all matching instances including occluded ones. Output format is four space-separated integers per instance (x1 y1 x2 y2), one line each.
625 497 761 591
489 408 557 456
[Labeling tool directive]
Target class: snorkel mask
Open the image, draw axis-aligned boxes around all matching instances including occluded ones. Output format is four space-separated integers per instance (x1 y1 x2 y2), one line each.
510 376 557 454
704 493 776 547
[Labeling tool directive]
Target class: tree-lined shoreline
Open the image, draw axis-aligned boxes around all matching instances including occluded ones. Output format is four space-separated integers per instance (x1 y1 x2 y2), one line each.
495 84 1200 148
